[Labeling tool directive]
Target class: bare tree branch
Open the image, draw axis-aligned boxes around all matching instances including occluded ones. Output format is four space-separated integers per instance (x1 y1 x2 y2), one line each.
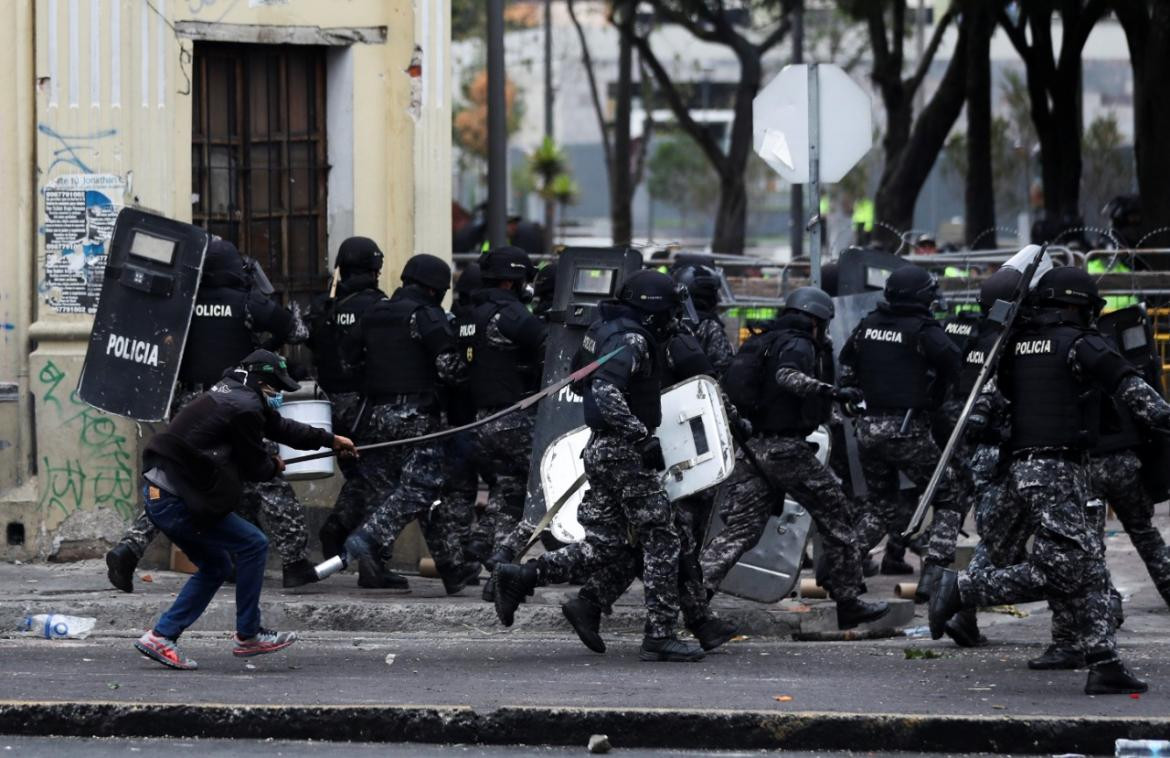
905 4 956 99
653 4 723 43
996 7 1031 61
566 0 612 173
756 16 794 56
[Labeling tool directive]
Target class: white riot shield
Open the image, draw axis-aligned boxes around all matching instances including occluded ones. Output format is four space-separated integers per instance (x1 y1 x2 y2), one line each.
541 375 736 545
703 426 829 604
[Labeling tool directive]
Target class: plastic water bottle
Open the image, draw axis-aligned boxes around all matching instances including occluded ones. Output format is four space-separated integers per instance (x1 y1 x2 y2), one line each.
20 614 97 640
1117 739 1170 757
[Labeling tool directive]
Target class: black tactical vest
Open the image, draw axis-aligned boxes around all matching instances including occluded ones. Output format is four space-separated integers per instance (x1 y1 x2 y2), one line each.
314 286 384 394
1005 321 1099 451
661 332 712 386
852 308 933 411
956 322 1000 398
756 330 832 435
178 286 255 388
462 294 534 410
580 314 662 433
361 289 439 398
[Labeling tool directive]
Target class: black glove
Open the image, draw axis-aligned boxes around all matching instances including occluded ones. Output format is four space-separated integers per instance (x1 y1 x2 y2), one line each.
637 435 667 471
734 416 753 440
965 412 989 441
831 386 865 405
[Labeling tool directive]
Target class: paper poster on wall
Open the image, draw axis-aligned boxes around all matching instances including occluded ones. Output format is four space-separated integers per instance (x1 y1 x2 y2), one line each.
41 173 125 314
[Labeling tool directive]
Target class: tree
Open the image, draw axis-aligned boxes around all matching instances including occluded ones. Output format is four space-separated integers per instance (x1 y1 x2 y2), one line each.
1080 114 1136 227
962 0 997 248
528 136 570 251
840 0 970 237
1109 0 1170 245
996 0 1108 225
632 0 799 253
648 135 720 232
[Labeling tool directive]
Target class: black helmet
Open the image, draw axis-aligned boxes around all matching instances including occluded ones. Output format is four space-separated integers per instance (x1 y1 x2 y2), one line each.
1035 265 1106 312
784 286 834 321
979 268 1022 313
479 246 533 282
618 270 681 314
455 263 482 296
239 349 300 392
533 262 558 301
671 263 721 305
884 265 937 306
204 239 245 276
336 236 384 276
400 253 452 292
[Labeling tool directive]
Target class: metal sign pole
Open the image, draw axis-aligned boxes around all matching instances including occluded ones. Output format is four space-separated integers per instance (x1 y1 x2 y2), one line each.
807 63 822 288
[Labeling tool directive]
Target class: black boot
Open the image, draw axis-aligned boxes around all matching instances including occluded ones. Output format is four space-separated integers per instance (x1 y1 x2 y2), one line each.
1085 651 1147 695
282 558 321 589
481 549 513 602
688 618 738 651
862 557 880 578
880 554 915 575
944 608 987 648
493 562 538 627
357 560 410 590
639 635 705 662
439 561 482 595
562 596 605 653
836 597 891 630
318 516 348 560
1027 644 1086 670
928 569 962 640
105 543 138 593
915 562 945 604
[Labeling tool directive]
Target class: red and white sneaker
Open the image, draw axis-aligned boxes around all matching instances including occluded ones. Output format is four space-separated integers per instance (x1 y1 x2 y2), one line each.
232 628 297 657
134 630 198 670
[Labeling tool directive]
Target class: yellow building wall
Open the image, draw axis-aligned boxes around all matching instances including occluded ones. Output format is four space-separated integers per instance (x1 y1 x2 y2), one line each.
1 0 451 560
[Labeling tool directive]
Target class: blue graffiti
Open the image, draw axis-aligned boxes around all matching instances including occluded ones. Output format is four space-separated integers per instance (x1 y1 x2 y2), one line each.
37 124 117 174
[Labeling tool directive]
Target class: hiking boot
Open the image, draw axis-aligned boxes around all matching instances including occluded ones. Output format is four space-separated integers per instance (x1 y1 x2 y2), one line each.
493 562 538 627
836 597 891 630
928 569 962 640
106 543 138 594
233 628 298 658
1028 644 1086 670
318 516 348 560
357 561 410 591
639 635 705 662
281 559 320 589
880 555 915 575
915 562 945 604
562 596 605 653
134 630 197 670
944 608 987 648
1085 657 1147 695
439 561 482 595
688 618 738 651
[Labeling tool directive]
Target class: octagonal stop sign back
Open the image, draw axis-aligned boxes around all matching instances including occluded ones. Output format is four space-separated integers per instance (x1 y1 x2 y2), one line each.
753 63 873 184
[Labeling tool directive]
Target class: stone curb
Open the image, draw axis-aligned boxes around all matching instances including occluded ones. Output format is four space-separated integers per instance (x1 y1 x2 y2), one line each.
0 700 1167 754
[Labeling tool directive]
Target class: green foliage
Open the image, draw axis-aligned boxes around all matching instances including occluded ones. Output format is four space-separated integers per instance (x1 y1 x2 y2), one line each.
1081 113 1135 223
549 173 580 205
648 135 718 218
529 136 567 185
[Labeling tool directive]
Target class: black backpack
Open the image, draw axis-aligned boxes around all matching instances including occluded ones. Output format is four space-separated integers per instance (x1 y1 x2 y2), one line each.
721 327 784 417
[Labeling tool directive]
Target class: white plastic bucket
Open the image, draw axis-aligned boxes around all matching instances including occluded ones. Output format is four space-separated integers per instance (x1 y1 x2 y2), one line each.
276 399 334 480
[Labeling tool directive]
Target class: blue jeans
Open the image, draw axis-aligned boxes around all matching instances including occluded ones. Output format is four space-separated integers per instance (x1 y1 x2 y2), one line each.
144 484 268 639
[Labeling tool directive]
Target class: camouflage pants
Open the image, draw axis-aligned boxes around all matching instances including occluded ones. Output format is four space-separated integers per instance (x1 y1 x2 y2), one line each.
700 434 864 601
119 389 309 566
533 432 682 638
327 392 380 533
354 403 463 567
469 408 536 555
441 430 483 561
958 457 1115 657
854 414 961 559
1090 449 1170 606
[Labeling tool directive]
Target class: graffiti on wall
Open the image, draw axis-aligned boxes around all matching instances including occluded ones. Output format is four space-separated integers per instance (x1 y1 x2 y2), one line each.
39 170 125 315
36 360 135 521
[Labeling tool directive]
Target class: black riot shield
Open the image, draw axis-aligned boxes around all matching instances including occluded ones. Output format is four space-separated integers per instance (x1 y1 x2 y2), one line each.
834 247 912 296
1099 305 1162 391
77 208 208 421
522 247 644 525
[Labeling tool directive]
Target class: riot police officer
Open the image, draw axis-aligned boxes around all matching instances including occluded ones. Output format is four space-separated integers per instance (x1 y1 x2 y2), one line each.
671 262 734 376
340 254 481 594
306 237 404 588
702 287 890 630
931 266 1170 695
461 247 548 576
492 270 705 662
838 265 963 601
106 239 319 592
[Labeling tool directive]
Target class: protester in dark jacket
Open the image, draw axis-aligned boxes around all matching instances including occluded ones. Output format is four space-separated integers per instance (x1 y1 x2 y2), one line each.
133 350 356 670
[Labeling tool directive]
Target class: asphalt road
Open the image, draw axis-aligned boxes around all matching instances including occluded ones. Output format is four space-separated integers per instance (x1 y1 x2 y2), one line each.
1 627 1166 719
